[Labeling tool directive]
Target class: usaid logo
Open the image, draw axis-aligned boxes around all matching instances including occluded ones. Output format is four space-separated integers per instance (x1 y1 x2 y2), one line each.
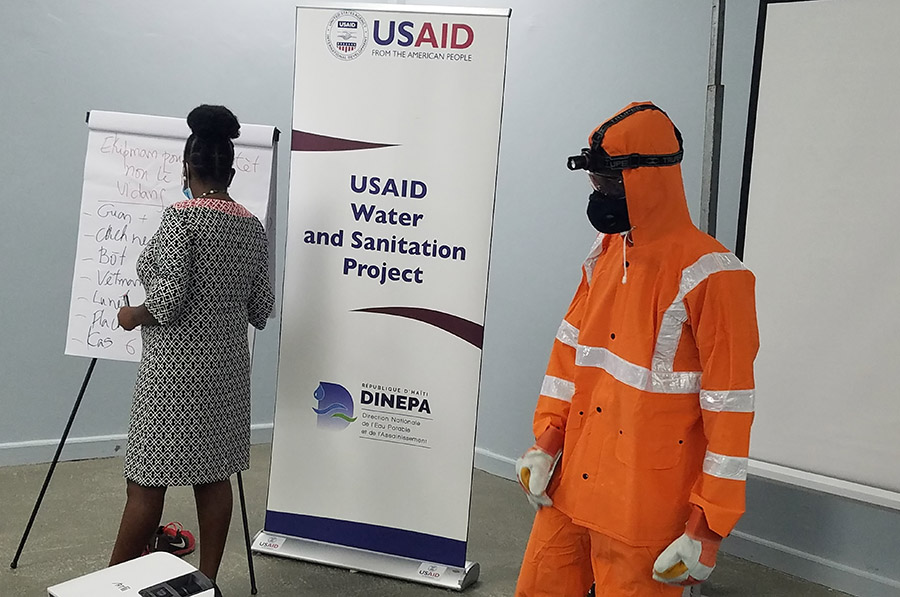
372 20 473 49
325 11 368 61
259 535 283 550
417 563 447 579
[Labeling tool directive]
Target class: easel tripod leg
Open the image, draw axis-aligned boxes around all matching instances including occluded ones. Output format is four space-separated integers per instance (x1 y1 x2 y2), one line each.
10 358 98 569
236 471 258 595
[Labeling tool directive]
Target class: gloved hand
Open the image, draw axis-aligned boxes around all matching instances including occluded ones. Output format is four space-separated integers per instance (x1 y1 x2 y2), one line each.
515 427 564 511
653 506 722 586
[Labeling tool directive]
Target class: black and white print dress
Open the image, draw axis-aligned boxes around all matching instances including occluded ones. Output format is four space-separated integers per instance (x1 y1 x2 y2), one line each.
123 197 274 486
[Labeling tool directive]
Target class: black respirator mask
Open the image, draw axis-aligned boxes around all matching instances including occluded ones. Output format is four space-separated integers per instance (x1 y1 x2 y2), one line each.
566 104 684 234
586 172 630 234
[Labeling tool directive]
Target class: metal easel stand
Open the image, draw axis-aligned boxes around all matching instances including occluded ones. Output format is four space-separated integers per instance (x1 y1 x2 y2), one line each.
236 472 258 594
9 358 258 594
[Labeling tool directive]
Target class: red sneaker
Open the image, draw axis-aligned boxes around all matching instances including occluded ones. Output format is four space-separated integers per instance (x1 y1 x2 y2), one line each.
145 522 196 557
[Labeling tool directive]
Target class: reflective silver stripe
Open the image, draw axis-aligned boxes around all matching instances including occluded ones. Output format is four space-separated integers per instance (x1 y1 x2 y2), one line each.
582 233 606 283
703 450 748 481
653 252 746 372
556 320 580 348
648 370 702 394
700 389 755 413
652 301 688 372
576 345 701 394
540 375 575 402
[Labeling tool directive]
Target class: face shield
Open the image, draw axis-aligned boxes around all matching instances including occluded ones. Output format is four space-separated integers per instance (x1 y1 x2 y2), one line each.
588 170 624 195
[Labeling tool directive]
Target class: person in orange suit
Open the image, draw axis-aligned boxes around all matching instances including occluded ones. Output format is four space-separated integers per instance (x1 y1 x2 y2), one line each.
514 102 759 597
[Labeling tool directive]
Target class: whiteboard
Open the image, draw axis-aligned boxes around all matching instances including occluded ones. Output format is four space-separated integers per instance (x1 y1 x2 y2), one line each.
740 0 900 502
65 110 278 362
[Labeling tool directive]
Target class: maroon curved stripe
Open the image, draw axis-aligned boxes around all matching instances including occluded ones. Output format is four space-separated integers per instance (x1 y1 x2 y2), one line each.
352 307 484 349
292 130 397 152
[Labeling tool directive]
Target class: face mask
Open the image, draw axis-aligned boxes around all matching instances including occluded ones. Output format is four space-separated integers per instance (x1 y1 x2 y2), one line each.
587 191 631 233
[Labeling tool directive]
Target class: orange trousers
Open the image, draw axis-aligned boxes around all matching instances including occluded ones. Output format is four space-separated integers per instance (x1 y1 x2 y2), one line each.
515 506 684 597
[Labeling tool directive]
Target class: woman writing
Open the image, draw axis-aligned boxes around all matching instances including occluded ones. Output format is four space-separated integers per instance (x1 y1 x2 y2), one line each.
110 104 274 591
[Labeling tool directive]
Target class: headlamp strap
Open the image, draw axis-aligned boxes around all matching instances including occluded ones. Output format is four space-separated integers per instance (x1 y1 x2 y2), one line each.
589 104 684 170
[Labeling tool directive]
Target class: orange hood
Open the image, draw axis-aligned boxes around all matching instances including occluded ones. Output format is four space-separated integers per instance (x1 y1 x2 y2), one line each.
589 102 694 244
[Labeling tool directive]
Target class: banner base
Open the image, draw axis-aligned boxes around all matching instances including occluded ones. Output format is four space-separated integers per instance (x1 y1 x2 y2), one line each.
252 531 480 591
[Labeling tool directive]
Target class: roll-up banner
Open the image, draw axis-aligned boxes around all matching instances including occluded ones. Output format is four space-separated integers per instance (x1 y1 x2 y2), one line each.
253 2 510 591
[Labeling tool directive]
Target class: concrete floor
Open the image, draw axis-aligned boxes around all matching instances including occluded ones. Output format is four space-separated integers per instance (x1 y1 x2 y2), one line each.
1 444 850 596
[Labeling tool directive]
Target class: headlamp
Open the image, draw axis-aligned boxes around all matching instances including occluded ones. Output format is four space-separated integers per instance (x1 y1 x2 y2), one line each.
566 104 684 172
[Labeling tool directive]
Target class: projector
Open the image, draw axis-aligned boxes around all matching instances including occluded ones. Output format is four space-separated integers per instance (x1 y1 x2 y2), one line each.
48 552 214 597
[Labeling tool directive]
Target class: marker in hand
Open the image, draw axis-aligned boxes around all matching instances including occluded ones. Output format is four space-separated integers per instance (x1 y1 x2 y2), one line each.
118 292 137 331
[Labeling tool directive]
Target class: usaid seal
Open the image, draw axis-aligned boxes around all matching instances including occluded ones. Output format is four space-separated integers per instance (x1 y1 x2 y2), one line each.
325 11 368 60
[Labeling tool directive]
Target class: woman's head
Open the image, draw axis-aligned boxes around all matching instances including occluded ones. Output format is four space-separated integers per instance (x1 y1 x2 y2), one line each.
183 104 240 190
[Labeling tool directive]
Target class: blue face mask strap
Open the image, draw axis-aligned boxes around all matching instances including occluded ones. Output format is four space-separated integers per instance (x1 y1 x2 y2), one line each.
182 136 197 200
182 163 194 200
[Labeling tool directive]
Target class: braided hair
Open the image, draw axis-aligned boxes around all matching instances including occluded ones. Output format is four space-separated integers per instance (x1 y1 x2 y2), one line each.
183 105 241 186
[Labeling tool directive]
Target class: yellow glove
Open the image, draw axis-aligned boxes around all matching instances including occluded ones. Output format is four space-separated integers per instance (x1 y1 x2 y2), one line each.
515 427 564 511
653 506 722 586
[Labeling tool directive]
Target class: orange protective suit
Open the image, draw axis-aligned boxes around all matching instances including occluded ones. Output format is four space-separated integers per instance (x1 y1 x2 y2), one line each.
516 103 759 596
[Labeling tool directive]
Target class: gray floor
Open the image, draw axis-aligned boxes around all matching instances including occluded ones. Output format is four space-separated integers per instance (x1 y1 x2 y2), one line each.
1 444 849 596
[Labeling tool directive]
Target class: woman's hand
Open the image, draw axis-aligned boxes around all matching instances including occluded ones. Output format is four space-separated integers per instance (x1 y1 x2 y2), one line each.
118 305 159 330
118 306 142 331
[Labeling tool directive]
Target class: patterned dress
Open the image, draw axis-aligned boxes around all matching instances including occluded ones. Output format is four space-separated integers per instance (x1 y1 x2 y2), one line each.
124 197 274 486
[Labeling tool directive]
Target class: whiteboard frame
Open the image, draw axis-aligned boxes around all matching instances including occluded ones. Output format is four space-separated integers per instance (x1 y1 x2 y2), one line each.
749 460 900 511
737 0 900 511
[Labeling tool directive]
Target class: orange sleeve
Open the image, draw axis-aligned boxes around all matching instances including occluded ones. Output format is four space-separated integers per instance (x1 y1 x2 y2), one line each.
683 268 759 537
532 268 589 444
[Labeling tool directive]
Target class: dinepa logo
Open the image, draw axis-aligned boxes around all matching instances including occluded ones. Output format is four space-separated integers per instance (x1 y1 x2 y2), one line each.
312 382 358 430
325 11 368 61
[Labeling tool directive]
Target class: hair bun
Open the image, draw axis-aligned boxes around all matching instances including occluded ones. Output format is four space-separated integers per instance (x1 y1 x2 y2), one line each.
187 104 240 141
